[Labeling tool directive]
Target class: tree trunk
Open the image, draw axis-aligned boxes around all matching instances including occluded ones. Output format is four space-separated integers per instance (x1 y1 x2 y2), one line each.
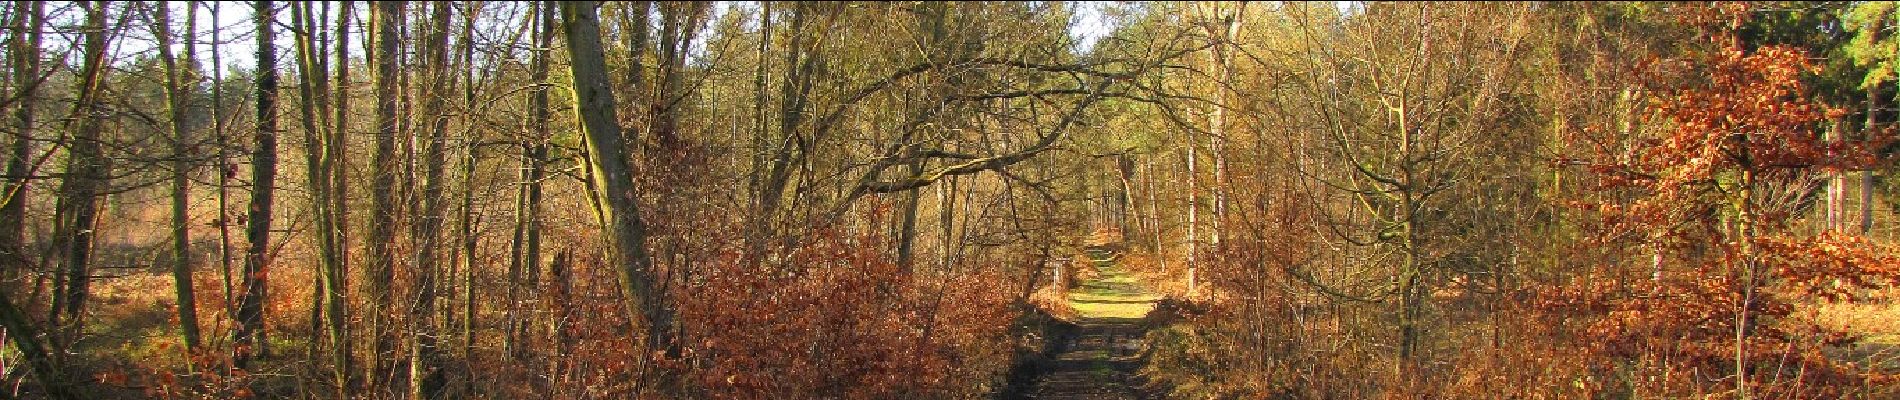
560 2 680 394
209 1 238 321
896 160 924 270
895 3 949 272
1863 85 1881 235
0 289 77 400
1207 5 1240 263
234 0 280 369
546 250 574 388
367 1 405 390
408 3 452 398
151 0 204 353
620 1 650 102
1148 159 1165 271
0 0 42 278
1184 132 1198 295
1117 155 1135 240
289 1 350 395
327 1 354 395
653 2 705 153
1827 120 1843 231
455 4 480 394
750 2 819 261
1734 163 1760 399
508 0 553 359
746 2 771 216
50 0 111 337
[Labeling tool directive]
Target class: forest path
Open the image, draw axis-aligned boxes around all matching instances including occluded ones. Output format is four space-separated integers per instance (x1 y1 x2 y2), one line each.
1022 246 1161 399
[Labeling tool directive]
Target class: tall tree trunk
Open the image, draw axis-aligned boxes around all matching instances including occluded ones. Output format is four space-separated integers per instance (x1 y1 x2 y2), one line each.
1117 155 1135 240
940 175 960 270
1863 84 1881 235
653 2 703 152
289 0 327 364
1148 159 1165 271
234 0 280 369
750 2 818 261
1396 191 1421 378
746 2 771 215
367 1 405 390
1208 7 1238 260
895 2 949 272
620 1 650 102
1827 120 1844 231
1733 160 1761 399
560 2 680 394
289 1 349 395
209 1 237 321
150 0 204 353
327 1 354 395
455 3 480 393
50 0 111 337
508 0 553 359
896 160 924 270
0 0 42 278
409 3 452 398
546 249 574 389
1184 128 1198 295
652 2 678 149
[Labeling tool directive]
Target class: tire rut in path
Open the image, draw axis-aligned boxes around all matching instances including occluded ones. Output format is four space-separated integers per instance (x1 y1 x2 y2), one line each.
1023 320 1151 399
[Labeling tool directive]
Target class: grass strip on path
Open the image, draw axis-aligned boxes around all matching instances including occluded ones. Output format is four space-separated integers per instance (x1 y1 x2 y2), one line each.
1068 261 1161 322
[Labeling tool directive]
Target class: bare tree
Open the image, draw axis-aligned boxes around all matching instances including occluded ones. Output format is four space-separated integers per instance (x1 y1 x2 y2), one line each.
409 2 453 397
234 0 282 369
506 0 553 359
560 1 679 393
289 0 350 395
0 0 42 277
48 0 112 337
367 0 405 390
148 0 204 353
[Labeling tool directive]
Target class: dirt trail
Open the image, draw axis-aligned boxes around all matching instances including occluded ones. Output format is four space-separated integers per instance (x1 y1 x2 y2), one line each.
1020 248 1161 400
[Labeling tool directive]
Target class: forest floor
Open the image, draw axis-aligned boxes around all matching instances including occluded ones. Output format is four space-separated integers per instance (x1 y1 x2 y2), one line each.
1813 298 1900 372
1021 247 1162 400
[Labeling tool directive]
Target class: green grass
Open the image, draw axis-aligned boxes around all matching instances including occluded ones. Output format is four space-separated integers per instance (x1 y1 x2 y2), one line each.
1067 264 1159 321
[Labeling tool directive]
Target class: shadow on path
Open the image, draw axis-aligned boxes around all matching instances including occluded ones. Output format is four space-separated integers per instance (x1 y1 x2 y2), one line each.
1014 258 1161 400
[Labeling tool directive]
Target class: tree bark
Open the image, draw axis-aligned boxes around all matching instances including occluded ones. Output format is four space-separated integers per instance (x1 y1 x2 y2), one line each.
328 1 354 395
896 160 924 270
1827 120 1843 231
367 1 405 390
209 1 238 321
234 0 280 369
0 289 77 399
409 3 452 398
289 1 350 395
290 2 322 366
507 0 553 359
749 2 816 261
454 4 480 393
150 0 204 353
50 0 111 337
560 2 680 394
0 0 42 277
1184 124 1198 295
653 2 703 152
1863 84 1881 235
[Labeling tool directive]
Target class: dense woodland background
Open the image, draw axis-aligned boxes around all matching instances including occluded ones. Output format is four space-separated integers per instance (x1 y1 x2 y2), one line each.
1 1 1899 399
